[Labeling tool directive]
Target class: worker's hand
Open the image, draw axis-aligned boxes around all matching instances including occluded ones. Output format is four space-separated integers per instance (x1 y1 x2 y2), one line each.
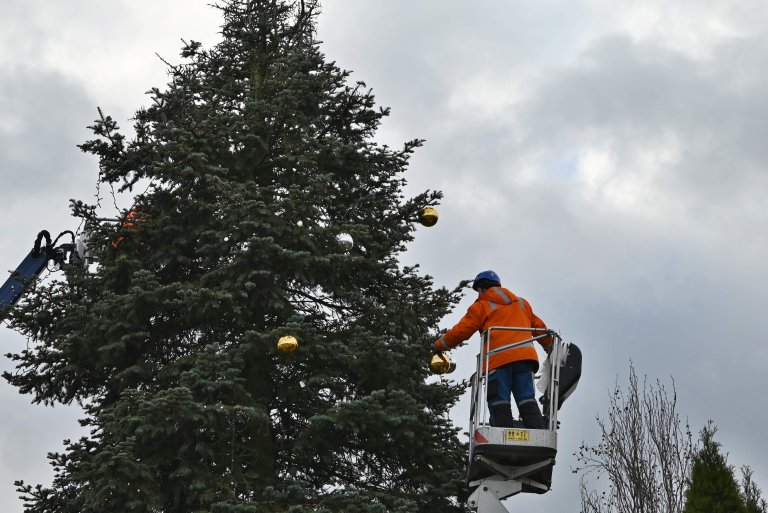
431 347 443 357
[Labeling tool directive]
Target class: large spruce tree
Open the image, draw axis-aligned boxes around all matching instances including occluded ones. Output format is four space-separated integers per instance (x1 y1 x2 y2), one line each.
4 1 468 511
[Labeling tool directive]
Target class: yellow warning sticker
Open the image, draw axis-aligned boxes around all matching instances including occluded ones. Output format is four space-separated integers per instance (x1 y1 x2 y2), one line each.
505 429 529 442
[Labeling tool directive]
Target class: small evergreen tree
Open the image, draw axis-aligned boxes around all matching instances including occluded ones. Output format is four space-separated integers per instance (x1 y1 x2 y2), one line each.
4 1 468 511
684 423 747 513
741 466 768 513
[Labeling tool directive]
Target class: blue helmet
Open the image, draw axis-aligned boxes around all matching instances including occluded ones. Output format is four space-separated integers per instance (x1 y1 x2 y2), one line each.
472 270 501 291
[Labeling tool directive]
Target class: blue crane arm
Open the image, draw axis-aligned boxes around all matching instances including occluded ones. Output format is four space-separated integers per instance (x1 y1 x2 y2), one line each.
0 230 76 314
0 249 50 309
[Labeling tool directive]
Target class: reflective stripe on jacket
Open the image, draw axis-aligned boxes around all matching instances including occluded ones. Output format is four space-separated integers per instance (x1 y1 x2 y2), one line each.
434 286 551 372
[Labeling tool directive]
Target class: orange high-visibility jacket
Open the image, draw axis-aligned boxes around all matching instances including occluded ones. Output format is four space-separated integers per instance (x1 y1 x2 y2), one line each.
434 286 552 372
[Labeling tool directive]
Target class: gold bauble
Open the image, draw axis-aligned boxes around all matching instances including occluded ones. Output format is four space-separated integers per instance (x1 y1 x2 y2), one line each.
429 353 455 374
277 335 299 353
418 207 439 227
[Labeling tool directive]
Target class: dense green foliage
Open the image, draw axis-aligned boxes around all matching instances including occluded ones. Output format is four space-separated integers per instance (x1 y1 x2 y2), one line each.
684 424 749 513
4 1 468 511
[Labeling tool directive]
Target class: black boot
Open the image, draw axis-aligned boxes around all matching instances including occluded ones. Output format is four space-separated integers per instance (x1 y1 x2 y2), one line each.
518 401 546 429
489 404 515 428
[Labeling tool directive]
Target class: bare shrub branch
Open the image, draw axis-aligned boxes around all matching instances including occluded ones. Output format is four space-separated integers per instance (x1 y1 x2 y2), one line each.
576 363 695 513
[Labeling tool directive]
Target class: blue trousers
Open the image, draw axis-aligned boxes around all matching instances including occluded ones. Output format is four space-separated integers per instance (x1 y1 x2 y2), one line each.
487 360 538 426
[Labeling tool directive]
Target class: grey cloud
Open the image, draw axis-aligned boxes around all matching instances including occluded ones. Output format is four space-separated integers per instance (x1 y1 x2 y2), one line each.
0 68 96 206
318 1 592 140
515 35 768 214
0 68 97 512
0 67 95 507
397 28 768 504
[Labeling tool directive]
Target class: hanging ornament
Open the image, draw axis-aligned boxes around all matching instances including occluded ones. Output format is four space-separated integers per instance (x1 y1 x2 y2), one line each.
336 232 354 252
277 335 299 353
418 207 439 227
429 352 456 374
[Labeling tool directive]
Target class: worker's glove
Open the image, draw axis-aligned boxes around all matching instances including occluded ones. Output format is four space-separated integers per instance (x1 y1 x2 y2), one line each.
431 347 443 357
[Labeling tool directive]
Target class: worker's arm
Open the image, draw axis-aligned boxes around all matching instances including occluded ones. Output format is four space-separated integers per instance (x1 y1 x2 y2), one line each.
434 301 485 352
531 311 553 350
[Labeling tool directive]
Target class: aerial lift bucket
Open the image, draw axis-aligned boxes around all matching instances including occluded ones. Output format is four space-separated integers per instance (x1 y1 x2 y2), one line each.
467 327 581 512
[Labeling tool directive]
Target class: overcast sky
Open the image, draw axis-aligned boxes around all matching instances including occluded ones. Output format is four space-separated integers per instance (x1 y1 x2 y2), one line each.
2 1 768 511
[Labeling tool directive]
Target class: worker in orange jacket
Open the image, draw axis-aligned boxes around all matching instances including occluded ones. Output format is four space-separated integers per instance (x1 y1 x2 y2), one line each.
434 270 552 429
